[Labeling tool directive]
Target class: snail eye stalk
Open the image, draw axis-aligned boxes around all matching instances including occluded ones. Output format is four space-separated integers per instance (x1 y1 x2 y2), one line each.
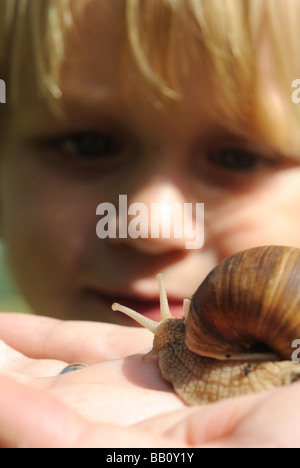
112 273 177 334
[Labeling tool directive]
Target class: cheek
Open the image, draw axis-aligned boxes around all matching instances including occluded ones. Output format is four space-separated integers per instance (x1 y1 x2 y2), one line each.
0 153 102 294
205 168 300 259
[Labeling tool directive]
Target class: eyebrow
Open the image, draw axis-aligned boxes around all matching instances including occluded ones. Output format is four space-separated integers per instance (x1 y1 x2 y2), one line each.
14 86 125 139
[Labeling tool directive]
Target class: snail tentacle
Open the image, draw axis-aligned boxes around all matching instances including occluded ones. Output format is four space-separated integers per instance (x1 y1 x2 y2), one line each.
112 274 175 334
183 299 191 318
156 273 173 319
111 302 162 334
112 274 179 360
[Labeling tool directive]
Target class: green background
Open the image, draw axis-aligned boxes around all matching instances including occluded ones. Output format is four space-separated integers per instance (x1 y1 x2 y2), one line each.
0 244 31 313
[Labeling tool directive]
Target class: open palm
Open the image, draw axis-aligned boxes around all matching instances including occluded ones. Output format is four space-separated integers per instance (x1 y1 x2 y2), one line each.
0 313 300 448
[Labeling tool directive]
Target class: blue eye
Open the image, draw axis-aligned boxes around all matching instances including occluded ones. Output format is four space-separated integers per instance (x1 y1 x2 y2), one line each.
59 132 123 159
208 148 260 172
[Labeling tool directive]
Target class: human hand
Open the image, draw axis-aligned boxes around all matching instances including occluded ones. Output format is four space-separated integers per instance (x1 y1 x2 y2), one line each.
0 313 300 448
0 313 184 425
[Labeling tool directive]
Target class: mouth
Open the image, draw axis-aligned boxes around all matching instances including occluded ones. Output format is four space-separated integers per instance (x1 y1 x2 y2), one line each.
89 289 184 324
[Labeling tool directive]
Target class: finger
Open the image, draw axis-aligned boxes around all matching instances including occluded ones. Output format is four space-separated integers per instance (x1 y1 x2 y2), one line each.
0 374 86 447
0 313 152 363
148 383 300 447
162 393 262 447
133 393 254 445
0 375 186 448
0 313 61 358
0 337 66 378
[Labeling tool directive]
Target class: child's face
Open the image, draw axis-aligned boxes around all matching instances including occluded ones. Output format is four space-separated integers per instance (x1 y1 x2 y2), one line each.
1 0 300 323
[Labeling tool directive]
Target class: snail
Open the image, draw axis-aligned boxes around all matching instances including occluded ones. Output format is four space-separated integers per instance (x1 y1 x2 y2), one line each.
112 245 300 405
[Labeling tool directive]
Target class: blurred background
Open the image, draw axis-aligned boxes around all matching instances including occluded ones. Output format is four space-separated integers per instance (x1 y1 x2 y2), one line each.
0 243 31 313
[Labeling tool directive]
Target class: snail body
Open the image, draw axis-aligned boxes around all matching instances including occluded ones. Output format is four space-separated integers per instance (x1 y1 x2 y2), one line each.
112 246 300 405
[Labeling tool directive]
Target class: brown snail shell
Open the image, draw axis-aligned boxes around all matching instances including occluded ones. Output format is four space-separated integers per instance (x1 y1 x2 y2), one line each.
186 245 300 361
112 245 300 405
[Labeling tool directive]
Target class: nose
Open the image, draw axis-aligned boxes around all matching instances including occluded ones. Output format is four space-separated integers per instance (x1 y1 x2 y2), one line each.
114 181 204 254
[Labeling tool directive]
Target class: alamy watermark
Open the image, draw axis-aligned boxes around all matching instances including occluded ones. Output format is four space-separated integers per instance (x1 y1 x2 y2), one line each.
96 195 204 249
291 339 300 363
0 79 6 103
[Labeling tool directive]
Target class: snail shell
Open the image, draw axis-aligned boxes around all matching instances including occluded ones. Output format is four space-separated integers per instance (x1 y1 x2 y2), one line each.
112 246 300 405
186 245 300 361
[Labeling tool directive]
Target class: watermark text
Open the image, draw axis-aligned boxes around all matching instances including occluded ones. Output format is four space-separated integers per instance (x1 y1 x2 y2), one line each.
0 79 6 103
106 451 194 464
96 195 204 249
291 339 300 363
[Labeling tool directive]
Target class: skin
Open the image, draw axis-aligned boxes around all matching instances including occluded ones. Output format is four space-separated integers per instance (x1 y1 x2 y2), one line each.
1 0 300 323
1 0 300 448
0 312 300 448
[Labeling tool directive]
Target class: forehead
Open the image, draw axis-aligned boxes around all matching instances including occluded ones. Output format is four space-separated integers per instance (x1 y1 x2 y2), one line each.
61 0 125 88
10 0 298 155
48 0 216 134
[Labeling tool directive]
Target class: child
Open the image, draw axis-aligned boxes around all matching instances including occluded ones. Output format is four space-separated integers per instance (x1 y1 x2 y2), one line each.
1 0 300 324
0 0 300 448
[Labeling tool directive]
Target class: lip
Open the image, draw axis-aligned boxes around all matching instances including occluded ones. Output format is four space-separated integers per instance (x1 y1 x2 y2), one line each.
90 289 184 323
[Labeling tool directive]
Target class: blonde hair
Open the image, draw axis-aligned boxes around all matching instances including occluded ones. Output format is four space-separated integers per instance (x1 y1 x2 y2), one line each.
1 0 300 154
